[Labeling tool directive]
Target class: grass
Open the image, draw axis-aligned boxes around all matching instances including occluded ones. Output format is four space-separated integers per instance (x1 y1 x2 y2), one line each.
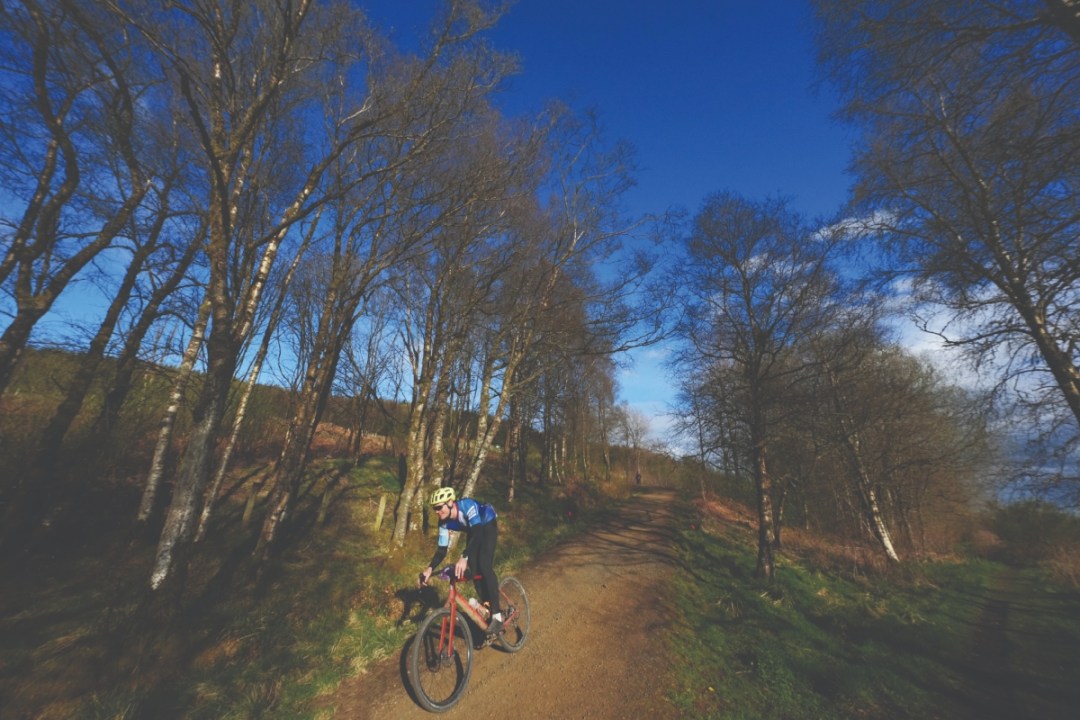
8 449 1078 720
666 500 1080 720
0 453 616 720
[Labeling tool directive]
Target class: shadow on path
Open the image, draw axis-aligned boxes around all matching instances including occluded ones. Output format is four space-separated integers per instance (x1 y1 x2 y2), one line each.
949 566 1080 720
324 486 685 719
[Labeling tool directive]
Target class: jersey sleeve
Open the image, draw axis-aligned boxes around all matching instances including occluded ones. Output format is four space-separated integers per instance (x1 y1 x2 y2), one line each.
462 499 480 525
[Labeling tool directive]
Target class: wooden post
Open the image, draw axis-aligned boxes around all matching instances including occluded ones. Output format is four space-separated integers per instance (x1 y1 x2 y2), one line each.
374 493 388 531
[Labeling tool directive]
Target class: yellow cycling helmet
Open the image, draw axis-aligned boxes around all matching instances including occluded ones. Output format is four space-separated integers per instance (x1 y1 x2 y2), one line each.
429 486 456 506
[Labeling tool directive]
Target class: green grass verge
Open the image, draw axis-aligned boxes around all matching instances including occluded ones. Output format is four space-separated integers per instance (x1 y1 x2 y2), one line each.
667 521 1080 720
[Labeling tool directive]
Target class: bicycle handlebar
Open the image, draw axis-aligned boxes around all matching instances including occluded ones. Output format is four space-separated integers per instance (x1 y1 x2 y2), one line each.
419 566 483 586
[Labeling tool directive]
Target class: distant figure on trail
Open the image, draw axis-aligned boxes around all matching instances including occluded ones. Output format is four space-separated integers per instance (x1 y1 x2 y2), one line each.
635 472 641 486
419 487 504 636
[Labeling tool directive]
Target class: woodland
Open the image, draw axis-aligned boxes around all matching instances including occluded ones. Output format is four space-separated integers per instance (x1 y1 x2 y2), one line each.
1 0 1079 676
3 2 1080 717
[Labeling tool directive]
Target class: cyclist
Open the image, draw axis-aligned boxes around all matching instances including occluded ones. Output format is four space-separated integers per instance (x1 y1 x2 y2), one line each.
419 487 504 635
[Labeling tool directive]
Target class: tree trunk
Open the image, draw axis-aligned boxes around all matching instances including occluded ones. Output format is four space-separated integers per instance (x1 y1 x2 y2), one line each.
195 352 263 543
859 478 901 563
772 482 787 549
461 350 522 500
752 438 775 580
149 366 233 590
91 225 204 441
36 248 154 469
841 431 901 563
825 364 902 564
393 398 430 546
506 405 522 503
198 224 311 543
256 327 348 558
138 295 211 523
1016 299 1080 430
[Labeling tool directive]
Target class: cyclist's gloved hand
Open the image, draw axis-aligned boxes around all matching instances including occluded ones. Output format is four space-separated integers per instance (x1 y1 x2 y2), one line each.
419 567 433 587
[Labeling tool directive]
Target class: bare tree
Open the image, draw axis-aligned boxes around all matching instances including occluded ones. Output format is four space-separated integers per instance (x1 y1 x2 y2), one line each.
673 193 850 580
0 0 153 395
452 108 664 501
193 214 317 543
389 113 535 546
811 331 904 563
789 331 992 556
105 0 383 591
529 298 623 486
138 293 210 524
337 289 399 463
815 0 1080 499
569 354 618 484
617 404 651 485
32 174 195 471
87 215 206 446
387 102 659 542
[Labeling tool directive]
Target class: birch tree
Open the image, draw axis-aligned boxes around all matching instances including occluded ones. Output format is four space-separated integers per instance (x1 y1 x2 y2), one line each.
815 338 903 563
138 293 210 523
244 2 518 556
32 172 195 471
193 215 316 543
389 114 536 546
87 214 206 446
802 336 990 557
107 0 381 591
815 0 1080 500
338 289 399 462
674 193 850 580
450 108 664 502
0 0 154 396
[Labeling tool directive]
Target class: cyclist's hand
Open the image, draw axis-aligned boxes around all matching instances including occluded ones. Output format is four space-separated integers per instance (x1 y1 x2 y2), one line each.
419 567 432 587
454 556 468 580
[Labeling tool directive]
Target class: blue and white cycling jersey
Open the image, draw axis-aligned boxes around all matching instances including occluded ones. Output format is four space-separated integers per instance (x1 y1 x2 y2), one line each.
436 497 497 548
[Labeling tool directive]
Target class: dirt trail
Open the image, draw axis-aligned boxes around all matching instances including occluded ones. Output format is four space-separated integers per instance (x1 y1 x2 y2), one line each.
326 488 682 719
965 567 1020 720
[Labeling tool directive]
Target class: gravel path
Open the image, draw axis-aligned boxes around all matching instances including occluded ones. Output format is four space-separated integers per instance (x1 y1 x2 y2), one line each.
326 488 682 719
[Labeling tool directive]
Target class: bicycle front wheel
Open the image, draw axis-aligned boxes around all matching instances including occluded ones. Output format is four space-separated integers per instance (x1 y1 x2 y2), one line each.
408 608 473 712
496 576 530 652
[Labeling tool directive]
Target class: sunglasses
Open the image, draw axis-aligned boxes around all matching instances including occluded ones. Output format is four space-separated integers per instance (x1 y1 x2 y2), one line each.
433 504 448 512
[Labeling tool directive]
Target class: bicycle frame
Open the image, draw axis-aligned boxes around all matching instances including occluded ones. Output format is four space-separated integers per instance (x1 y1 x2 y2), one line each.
430 567 492 638
410 567 530 711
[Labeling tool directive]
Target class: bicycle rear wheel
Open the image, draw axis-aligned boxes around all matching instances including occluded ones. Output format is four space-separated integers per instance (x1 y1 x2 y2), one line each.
495 576 530 652
408 608 473 712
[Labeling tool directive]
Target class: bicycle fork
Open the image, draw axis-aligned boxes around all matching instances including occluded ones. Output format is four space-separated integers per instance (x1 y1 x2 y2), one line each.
436 613 457 665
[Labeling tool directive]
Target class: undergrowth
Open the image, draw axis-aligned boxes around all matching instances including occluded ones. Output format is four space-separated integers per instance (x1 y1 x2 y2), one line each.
0 454 615 719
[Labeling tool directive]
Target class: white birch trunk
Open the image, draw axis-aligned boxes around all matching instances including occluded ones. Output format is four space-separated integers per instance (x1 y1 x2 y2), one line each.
194 222 313 542
138 294 211 523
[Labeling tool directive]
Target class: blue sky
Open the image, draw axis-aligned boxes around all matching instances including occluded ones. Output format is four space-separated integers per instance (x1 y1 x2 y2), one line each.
373 2 855 219
396 1 857 446
29 2 861 451
487 1 855 220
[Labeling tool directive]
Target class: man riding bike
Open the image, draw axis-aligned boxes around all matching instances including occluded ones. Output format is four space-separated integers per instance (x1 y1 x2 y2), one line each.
419 487 504 635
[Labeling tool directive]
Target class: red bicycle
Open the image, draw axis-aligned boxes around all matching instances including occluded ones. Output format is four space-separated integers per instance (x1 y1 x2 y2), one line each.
409 566 530 712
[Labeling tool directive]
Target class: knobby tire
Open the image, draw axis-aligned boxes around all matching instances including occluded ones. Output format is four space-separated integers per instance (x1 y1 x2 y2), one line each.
408 608 473 712
495 576 530 653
